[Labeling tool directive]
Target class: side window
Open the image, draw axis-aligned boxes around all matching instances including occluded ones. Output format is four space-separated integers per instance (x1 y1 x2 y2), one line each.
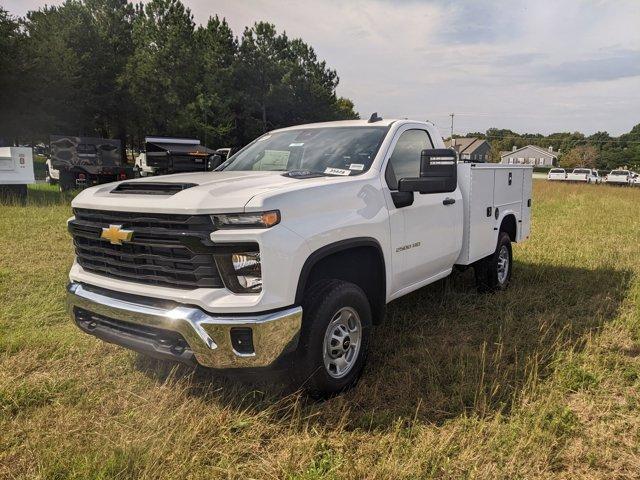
385 129 432 190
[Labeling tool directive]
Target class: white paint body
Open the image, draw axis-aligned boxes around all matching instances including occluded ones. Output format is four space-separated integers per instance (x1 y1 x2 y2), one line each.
606 170 632 186
69 120 532 314
45 158 60 181
547 168 566 181
0 147 35 185
134 153 156 176
566 168 601 184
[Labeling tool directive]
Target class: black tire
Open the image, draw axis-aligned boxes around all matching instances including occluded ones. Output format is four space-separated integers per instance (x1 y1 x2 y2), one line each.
474 231 512 293
58 171 74 192
292 279 372 398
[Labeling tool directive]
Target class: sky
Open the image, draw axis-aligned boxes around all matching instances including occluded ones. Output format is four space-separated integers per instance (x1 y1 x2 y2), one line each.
5 0 640 136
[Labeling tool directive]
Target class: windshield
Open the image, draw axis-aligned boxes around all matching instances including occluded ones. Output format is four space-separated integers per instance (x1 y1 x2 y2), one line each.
220 126 389 175
550 169 564 173
573 169 590 174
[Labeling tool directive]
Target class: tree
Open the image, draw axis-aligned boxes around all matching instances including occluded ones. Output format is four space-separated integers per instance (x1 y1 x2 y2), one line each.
2 0 358 150
560 145 598 169
185 15 238 148
0 8 23 143
123 0 199 139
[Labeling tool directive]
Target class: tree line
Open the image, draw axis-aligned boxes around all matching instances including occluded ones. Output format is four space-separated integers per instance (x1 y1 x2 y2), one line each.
0 0 358 154
461 125 640 171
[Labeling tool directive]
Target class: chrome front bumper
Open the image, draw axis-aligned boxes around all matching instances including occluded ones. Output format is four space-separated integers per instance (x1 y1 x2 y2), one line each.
67 282 302 369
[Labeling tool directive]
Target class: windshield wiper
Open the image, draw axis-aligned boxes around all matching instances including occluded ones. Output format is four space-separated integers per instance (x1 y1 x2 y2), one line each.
281 169 330 179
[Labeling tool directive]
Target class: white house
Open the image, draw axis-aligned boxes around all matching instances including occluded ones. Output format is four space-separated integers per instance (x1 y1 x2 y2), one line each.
500 145 558 166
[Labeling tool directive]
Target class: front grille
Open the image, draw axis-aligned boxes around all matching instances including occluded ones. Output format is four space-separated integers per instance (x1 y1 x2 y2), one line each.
70 209 224 289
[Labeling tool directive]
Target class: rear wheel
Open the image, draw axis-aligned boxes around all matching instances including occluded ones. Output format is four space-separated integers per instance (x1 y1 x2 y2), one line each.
474 232 512 293
58 171 74 192
292 279 371 398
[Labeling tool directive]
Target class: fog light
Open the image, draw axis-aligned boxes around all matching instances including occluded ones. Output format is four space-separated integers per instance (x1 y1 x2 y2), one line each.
230 327 254 355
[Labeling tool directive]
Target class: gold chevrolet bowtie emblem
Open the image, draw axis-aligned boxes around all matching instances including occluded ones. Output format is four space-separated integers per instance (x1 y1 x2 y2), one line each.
100 224 134 245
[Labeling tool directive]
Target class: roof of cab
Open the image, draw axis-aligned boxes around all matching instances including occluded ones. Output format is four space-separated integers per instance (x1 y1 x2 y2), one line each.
271 119 403 133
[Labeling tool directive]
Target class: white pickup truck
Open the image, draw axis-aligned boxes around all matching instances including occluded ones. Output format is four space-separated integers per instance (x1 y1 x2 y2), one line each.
605 169 632 186
66 119 532 396
547 168 566 181
566 168 601 184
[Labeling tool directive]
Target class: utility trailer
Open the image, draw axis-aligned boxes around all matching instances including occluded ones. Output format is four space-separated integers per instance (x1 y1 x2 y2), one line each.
0 147 35 203
142 137 216 175
47 135 133 191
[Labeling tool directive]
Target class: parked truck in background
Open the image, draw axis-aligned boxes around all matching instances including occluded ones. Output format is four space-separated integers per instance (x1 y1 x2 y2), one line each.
66 118 533 397
566 168 601 184
134 143 233 177
605 169 632 186
0 146 34 203
46 135 133 191
547 168 566 181
140 137 216 176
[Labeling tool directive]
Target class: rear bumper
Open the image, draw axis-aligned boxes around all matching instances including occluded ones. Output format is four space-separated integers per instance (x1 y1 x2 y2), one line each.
67 282 302 369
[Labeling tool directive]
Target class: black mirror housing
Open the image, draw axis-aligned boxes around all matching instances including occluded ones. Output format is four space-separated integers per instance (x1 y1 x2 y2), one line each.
397 148 457 194
207 154 224 171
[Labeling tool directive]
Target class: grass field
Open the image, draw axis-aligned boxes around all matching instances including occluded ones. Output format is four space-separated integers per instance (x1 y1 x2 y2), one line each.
1 181 639 479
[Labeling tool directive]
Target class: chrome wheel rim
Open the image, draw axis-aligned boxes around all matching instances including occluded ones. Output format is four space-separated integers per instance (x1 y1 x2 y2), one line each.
322 307 362 379
497 245 509 284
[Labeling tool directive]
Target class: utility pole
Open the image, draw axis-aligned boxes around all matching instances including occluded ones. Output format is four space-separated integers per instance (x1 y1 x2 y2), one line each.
449 113 455 148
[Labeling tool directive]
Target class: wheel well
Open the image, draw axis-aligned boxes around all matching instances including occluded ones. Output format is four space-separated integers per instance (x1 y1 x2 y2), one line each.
500 214 517 242
296 242 386 325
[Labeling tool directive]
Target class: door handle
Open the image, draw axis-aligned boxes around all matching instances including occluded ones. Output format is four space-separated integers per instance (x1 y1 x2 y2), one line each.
443 198 456 205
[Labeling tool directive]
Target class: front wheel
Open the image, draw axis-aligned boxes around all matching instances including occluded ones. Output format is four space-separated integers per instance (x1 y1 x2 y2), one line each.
292 279 371 398
474 232 513 293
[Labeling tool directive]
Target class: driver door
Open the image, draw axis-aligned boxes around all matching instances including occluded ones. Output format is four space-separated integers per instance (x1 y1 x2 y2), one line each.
383 127 463 293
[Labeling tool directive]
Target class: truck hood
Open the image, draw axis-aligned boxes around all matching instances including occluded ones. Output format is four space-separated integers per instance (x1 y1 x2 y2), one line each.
71 170 334 213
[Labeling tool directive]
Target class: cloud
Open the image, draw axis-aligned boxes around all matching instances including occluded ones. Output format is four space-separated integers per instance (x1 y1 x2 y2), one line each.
4 0 640 135
542 50 640 83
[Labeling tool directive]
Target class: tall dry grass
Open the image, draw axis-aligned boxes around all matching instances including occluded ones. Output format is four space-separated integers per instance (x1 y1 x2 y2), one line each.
1 181 639 479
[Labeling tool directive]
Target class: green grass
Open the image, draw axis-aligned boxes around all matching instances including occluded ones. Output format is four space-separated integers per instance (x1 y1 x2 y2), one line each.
1 181 639 479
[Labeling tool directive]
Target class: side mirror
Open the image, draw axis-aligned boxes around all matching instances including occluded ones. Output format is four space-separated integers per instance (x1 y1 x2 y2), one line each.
207 154 224 171
398 149 457 194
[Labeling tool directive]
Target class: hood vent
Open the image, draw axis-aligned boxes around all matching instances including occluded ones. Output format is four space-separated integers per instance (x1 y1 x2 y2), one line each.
111 182 198 195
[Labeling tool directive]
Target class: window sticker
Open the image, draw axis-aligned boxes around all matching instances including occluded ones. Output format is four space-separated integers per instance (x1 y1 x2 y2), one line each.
253 150 290 171
324 167 351 176
349 163 364 171
256 134 272 142
289 142 305 147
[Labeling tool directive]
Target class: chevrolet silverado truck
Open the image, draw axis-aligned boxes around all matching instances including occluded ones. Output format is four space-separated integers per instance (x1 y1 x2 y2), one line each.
66 118 533 397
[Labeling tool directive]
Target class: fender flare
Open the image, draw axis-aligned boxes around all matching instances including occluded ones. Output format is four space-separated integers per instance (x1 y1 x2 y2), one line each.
496 210 518 242
294 237 386 305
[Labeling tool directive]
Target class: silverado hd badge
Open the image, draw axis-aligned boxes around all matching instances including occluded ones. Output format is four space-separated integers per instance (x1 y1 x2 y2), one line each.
100 225 134 245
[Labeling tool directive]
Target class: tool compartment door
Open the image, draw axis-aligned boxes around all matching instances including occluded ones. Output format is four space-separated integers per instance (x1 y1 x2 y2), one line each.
494 168 523 206
520 168 533 241
467 167 497 263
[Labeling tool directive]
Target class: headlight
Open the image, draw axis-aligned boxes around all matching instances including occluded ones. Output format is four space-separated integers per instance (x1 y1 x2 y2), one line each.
215 251 262 293
211 210 280 229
